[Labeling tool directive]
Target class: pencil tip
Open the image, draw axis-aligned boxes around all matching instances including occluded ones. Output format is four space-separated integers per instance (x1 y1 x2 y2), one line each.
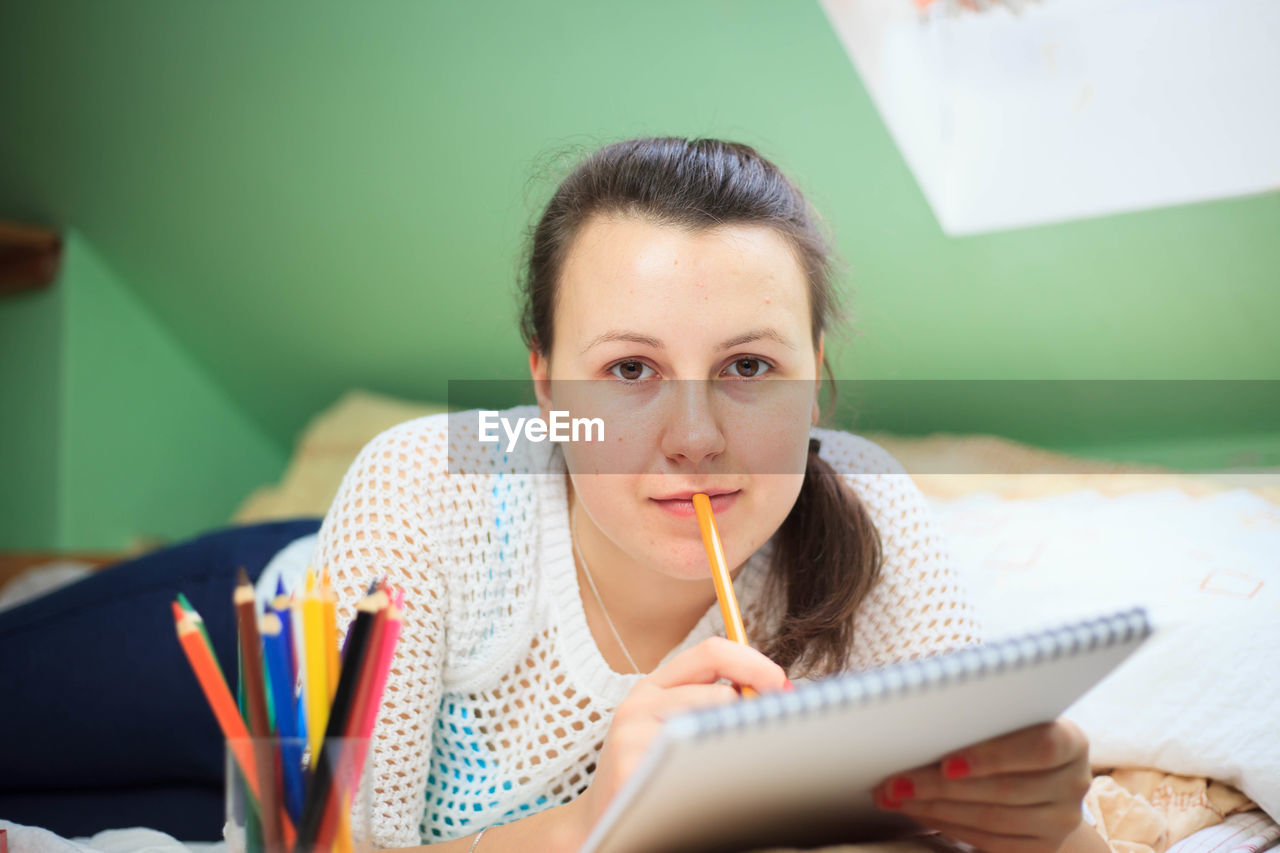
237 566 251 587
176 591 192 611
275 575 286 597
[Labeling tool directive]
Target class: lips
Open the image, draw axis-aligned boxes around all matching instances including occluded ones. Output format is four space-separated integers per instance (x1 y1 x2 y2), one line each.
650 489 740 518
651 488 738 502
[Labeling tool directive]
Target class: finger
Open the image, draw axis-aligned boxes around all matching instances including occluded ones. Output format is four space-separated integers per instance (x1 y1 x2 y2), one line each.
936 718 1088 779
649 683 743 720
890 797 1081 840
647 636 788 693
879 760 1092 806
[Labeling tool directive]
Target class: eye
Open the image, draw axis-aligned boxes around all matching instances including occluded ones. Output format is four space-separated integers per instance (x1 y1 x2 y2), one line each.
723 357 772 378
608 360 657 382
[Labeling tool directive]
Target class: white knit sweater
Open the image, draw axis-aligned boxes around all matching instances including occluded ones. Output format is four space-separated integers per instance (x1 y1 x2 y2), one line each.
313 406 980 848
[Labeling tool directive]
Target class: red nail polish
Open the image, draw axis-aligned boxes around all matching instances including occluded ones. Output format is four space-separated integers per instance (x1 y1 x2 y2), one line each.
942 757 971 779
889 777 915 800
877 788 902 810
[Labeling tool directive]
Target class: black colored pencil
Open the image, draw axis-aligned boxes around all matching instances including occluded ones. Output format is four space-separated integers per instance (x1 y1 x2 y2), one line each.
294 586 380 849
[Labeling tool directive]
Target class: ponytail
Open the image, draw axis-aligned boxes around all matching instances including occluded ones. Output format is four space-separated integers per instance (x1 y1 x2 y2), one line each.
760 436 884 678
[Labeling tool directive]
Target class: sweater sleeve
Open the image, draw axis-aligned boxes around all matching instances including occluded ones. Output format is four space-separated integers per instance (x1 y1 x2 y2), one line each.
816 429 982 670
312 416 451 849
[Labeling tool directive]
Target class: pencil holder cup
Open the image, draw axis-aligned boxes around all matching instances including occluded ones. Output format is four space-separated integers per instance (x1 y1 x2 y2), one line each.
225 736 373 853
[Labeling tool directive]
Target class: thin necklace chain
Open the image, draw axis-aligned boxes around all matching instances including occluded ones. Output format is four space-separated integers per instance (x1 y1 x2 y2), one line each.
571 506 642 675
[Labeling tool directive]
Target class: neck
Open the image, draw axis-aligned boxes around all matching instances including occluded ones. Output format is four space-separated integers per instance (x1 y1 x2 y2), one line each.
567 476 725 672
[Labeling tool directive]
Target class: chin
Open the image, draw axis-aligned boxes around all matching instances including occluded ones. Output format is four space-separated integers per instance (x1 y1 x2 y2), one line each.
646 544 718 581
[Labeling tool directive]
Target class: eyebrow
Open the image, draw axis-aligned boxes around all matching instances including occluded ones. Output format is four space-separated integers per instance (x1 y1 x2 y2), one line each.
579 327 798 355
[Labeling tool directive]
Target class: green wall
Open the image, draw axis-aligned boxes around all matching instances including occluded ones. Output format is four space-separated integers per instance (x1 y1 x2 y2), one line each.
1 1 1277 548
0 284 64 548
0 234 284 550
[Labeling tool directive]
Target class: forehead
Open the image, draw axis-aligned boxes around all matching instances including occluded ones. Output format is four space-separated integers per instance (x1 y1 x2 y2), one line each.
556 214 811 337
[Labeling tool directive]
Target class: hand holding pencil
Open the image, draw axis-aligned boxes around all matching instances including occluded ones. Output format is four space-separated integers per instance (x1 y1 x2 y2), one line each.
575 497 791 830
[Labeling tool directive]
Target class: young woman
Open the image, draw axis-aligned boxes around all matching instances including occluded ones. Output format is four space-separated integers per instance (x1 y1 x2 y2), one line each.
316 137 1104 852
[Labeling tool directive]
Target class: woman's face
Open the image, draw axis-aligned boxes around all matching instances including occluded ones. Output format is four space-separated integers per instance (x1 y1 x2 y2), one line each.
531 213 823 580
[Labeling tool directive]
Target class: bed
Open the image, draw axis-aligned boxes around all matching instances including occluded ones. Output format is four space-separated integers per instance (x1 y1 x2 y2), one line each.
3 389 1277 853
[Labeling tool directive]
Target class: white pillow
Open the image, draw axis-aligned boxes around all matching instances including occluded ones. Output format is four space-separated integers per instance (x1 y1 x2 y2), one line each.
928 488 1280 818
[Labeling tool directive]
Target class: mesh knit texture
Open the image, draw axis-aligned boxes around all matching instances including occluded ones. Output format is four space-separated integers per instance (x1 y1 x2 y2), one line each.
313 405 981 847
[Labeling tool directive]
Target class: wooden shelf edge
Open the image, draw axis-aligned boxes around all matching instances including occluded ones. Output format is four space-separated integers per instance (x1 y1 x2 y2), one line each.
0 220 63 296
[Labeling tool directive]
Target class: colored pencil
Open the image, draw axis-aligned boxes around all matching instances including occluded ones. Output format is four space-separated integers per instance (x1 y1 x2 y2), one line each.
287 584 309 751
320 567 340 703
235 569 286 852
302 567 328 769
339 583 404 843
296 587 381 849
320 582 387 853
175 592 218 666
270 579 296 687
344 584 388 739
172 601 260 803
692 493 758 698
260 611 305 826
354 586 403 775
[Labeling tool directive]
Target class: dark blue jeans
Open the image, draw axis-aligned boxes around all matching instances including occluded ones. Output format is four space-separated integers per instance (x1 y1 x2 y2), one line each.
0 519 321 840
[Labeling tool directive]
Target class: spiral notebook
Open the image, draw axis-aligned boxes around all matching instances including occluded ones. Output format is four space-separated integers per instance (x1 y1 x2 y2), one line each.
578 607 1152 853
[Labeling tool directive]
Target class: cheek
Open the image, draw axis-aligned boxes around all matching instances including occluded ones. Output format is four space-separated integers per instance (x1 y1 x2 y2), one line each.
719 380 814 482
727 473 805 563
552 381 657 476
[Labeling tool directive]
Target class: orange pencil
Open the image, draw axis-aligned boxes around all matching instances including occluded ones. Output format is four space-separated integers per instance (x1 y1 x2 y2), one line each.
691 493 758 699
172 601 260 802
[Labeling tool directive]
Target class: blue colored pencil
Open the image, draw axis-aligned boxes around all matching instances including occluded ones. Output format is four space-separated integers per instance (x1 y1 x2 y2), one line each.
270 579 298 697
261 611 306 826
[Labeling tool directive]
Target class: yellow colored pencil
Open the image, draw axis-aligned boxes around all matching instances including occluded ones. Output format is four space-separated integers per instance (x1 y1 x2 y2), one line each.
320 566 340 706
692 493 758 699
302 566 329 768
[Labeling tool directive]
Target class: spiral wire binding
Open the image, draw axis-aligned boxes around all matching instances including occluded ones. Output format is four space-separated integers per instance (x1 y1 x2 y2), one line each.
669 607 1150 742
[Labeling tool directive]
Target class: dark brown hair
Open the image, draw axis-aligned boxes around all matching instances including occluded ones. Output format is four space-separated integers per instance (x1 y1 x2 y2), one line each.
518 137 882 677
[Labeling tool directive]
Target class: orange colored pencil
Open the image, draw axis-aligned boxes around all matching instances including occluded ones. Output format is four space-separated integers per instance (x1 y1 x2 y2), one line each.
172 601 260 800
691 493 758 698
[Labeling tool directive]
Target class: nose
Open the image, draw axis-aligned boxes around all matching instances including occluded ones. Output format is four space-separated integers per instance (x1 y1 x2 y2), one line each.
658 382 726 465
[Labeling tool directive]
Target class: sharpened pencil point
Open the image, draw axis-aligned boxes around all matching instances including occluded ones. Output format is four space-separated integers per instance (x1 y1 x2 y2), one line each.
236 566 251 587
176 592 194 612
